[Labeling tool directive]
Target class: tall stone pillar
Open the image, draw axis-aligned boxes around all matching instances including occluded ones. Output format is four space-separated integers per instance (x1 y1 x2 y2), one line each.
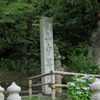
40 17 54 94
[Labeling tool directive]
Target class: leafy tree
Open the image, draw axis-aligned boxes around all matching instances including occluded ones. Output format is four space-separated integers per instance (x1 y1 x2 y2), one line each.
0 0 100 75
0 0 39 75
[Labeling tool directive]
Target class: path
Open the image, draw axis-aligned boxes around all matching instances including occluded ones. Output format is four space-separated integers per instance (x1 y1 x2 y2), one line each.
21 91 69 100
4 90 69 100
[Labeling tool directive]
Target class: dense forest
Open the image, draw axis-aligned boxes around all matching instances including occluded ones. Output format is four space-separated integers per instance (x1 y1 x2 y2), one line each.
0 0 100 76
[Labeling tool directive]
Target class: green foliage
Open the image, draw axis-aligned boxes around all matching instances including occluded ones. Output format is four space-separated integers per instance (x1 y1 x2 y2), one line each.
0 58 20 70
26 97 43 100
67 52 100 74
0 68 9 76
0 0 99 75
0 0 41 74
27 58 40 75
66 75 95 100
0 1 34 23
74 42 88 55
54 38 73 56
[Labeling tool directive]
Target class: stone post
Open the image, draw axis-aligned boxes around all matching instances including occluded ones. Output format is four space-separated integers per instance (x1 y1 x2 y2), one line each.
89 78 100 100
40 17 54 94
54 44 65 96
29 80 32 98
7 82 21 100
0 85 5 100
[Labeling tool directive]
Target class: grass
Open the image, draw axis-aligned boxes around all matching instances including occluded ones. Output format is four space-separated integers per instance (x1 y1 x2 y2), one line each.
0 67 41 90
0 68 9 76
0 67 28 90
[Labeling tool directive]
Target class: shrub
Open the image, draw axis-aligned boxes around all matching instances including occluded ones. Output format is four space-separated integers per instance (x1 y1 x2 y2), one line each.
0 58 20 70
66 75 96 100
67 52 100 74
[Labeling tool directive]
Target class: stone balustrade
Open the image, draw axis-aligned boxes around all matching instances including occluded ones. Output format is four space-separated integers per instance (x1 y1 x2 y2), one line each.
0 82 21 100
0 79 100 100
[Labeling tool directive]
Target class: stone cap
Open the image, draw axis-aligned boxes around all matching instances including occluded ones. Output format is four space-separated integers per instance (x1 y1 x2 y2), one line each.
7 82 21 93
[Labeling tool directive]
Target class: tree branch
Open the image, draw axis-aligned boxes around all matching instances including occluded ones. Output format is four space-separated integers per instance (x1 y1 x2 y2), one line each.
5 26 12 43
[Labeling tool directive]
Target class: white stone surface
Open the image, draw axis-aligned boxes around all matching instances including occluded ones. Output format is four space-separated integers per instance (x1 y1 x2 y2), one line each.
40 17 54 94
90 79 100 100
0 85 5 100
7 82 21 100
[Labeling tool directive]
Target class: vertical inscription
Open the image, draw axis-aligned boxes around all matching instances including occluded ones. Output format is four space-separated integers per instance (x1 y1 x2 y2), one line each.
46 44 52 57
46 75 51 82
44 20 52 43
46 58 53 70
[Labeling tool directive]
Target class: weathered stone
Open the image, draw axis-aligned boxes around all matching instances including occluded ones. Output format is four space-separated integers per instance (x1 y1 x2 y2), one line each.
54 44 66 96
90 79 100 100
88 20 100 66
7 82 21 100
0 85 4 100
40 17 54 94
54 44 65 60
55 59 62 96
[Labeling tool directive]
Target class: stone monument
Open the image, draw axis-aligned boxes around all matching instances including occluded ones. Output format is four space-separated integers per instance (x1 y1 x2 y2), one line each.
40 17 54 94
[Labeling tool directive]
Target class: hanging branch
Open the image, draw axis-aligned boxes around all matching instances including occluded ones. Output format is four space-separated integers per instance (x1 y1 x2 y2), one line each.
5 26 12 43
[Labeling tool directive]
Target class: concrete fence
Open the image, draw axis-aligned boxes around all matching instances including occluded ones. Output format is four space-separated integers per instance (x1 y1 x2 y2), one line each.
0 82 21 100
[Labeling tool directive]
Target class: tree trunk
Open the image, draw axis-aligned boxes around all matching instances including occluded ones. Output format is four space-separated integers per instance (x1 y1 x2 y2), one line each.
20 0 34 75
21 14 34 75
21 43 27 75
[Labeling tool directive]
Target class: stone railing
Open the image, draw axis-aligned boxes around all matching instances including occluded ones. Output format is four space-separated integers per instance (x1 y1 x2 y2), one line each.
0 82 21 100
